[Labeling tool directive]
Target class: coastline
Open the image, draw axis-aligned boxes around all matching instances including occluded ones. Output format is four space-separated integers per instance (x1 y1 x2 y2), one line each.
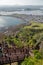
1 14 43 22
0 14 43 36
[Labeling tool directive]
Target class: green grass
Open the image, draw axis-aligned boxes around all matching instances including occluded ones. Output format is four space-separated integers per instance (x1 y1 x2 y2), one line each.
24 22 43 29
4 22 43 48
13 22 43 47
4 22 43 65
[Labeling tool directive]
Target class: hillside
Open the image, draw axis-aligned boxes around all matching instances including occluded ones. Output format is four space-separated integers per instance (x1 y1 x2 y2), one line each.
11 22 43 48
0 22 43 65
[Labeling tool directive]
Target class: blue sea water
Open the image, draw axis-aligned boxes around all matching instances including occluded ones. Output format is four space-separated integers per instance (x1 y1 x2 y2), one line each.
0 16 25 27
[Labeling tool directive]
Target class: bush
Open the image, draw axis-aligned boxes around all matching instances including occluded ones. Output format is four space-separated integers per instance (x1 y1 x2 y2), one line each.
35 53 41 59
21 57 35 65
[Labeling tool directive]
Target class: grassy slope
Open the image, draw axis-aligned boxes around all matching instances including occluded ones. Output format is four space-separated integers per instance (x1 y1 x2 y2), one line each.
12 22 43 47
15 22 43 65
4 22 43 65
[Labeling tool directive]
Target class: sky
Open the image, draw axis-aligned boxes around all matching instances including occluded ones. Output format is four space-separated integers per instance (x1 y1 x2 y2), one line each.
0 0 43 5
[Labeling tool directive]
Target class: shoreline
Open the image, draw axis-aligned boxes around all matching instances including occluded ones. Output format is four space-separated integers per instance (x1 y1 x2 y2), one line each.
0 14 43 22
0 14 43 35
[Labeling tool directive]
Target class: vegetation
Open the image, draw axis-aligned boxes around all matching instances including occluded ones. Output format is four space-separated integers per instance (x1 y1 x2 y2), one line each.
21 56 43 65
0 22 43 65
5 22 43 48
21 50 42 65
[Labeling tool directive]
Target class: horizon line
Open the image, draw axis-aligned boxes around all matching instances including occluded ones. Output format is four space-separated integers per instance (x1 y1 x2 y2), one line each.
0 4 43 6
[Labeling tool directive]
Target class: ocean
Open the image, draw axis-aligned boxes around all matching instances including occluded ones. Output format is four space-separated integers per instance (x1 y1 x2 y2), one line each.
0 5 43 15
